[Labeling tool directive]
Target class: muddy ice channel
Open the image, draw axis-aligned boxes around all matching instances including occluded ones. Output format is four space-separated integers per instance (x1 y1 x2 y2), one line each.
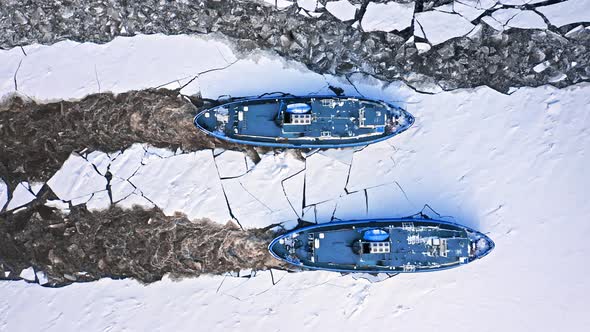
0 90 427 287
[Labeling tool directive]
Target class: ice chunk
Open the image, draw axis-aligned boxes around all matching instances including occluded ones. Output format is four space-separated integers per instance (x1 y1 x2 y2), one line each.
0 179 9 211
565 25 584 38
434 3 454 13
506 11 546 30
325 0 359 22
13 35 237 101
312 200 338 223
215 150 248 178
415 42 431 54
110 178 136 203
6 182 37 211
109 143 145 180
305 153 349 205
30 182 44 195
361 1 415 32
0 47 24 97
498 0 527 5
223 153 303 228
262 0 294 10
130 150 230 223
297 0 317 11
548 73 567 83
491 9 547 30
221 178 274 228
537 0 590 27
222 177 298 228
414 21 426 39
533 61 551 73
86 190 111 211
86 151 110 175
36 271 49 285
47 154 107 204
142 145 175 164
332 191 367 221
481 16 504 31
455 0 498 10
415 11 475 45
282 171 305 219
45 199 70 214
19 267 36 282
302 205 316 222
116 193 155 210
453 1 485 22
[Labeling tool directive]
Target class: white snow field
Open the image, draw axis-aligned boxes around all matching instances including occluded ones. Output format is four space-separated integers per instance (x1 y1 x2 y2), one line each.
1 29 590 331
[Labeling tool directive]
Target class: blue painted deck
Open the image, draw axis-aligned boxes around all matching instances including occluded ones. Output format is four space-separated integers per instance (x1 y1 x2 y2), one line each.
194 95 414 148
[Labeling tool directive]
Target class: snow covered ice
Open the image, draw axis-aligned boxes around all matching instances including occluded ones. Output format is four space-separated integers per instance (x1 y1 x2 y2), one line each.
1 0 590 331
361 1 415 32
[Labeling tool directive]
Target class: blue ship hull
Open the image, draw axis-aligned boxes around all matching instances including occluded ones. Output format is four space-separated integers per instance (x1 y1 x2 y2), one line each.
269 218 494 273
194 95 414 148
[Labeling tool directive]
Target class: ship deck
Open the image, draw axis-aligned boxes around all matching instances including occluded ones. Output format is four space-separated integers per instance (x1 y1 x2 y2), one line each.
268 219 488 273
230 98 384 140
308 226 470 271
194 96 414 148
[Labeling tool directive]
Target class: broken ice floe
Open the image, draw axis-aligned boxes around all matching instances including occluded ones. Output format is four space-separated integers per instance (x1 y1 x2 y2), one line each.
47 153 108 205
297 0 318 12
85 151 110 175
325 0 359 22
415 11 475 46
282 170 305 219
361 1 415 32
8 35 237 101
19 267 36 282
36 270 49 285
261 0 294 10
456 0 498 10
452 1 485 22
533 61 551 73
109 143 145 180
130 150 230 222
537 0 590 28
44 199 71 214
215 150 249 178
116 193 156 210
86 190 111 211
222 152 304 229
5 181 42 211
1 179 9 210
487 9 547 31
